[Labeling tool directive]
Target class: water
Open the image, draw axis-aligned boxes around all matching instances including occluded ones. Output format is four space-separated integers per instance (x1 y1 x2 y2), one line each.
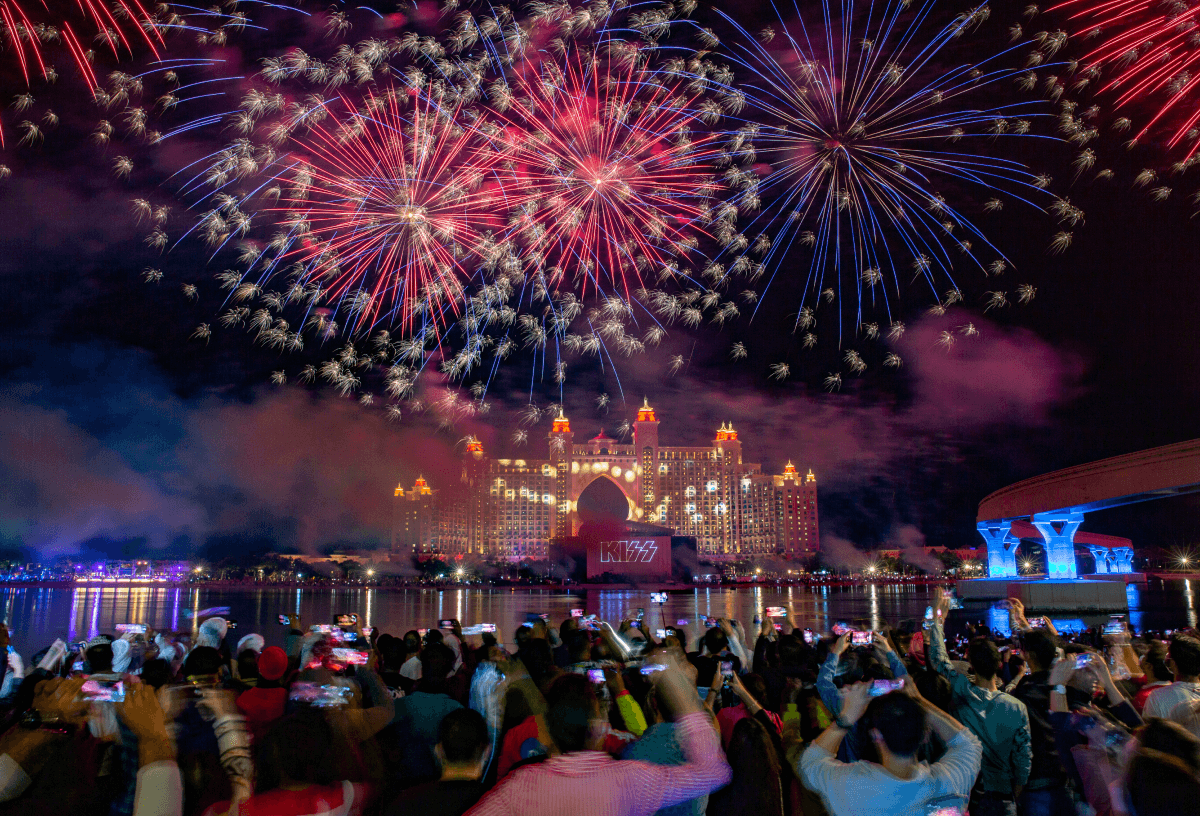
0 580 1195 658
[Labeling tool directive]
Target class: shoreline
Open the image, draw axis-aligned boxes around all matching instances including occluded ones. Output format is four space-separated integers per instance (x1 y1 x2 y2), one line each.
0 576 957 591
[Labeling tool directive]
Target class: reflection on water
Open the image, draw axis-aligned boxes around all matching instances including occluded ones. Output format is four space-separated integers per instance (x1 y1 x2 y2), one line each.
0 580 1194 657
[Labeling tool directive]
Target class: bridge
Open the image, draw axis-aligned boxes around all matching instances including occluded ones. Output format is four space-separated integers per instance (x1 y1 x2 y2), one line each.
977 439 1200 579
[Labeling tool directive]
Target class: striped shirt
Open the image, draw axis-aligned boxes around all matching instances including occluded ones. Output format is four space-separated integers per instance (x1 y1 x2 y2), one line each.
465 713 730 816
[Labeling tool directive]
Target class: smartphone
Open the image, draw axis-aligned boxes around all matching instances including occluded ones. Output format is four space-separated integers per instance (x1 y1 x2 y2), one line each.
766 606 786 617
417 628 428 636
310 624 339 635
335 614 357 627
676 619 689 626
361 627 374 638
115 623 147 634
774 623 783 631
656 628 669 639
637 608 645 620
641 663 668 675
580 619 600 631
851 631 873 646
1103 616 1125 636
704 616 718 628
651 592 668 604
226 619 238 630
80 678 125 702
946 589 962 610
570 608 584 617
720 660 734 678
869 678 903 697
331 648 370 665
629 620 641 629
481 623 497 633
587 668 605 684
803 629 816 644
289 682 351 708
525 612 548 624
438 619 456 629
1074 653 1094 669
831 621 851 636
1028 618 1046 629
278 614 291 625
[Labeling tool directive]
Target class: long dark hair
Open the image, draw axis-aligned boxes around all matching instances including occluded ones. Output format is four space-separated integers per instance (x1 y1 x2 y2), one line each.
1126 718 1200 816
707 717 784 816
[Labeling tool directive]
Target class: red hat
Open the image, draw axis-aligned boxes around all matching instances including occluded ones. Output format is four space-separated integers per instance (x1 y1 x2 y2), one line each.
257 646 288 681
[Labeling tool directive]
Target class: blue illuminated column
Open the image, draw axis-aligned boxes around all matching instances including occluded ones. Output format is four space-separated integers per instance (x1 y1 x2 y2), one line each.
977 521 1018 578
1088 546 1110 574
1112 547 1135 574
1031 511 1083 580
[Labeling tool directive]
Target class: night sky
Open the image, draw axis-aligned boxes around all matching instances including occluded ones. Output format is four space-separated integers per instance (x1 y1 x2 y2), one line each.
1 0 1197 566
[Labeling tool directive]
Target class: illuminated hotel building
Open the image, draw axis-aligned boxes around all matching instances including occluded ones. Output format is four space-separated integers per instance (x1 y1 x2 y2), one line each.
393 400 819 562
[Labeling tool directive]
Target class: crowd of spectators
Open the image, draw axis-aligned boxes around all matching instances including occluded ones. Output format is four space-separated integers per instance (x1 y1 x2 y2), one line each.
0 590 1196 816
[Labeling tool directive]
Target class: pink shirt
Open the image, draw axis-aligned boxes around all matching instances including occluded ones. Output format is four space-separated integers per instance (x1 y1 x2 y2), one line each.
465 713 730 816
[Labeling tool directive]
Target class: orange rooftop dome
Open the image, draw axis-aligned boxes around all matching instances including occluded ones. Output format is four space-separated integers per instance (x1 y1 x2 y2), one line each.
551 409 571 433
636 398 657 422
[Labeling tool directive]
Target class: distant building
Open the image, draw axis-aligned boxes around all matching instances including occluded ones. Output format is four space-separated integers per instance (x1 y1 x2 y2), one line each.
393 399 820 563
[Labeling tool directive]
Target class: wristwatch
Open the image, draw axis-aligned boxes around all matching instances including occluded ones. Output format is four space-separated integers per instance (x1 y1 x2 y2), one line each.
1053 684 1068 695
835 715 855 729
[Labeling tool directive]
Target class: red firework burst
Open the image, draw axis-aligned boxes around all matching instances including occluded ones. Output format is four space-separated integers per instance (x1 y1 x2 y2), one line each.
1 0 165 90
1057 0 1200 155
273 87 508 336
487 49 725 299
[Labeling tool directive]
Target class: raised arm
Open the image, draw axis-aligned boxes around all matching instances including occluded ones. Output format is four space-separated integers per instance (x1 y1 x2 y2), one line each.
928 595 972 700
647 664 732 809
815 635 849 718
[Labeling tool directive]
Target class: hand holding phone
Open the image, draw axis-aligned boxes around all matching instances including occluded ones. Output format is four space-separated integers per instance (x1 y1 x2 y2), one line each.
869 678 903 697
80 678 125 702
38 639 67 671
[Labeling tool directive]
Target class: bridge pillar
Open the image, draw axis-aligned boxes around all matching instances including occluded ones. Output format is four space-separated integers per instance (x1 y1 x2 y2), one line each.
1087 546 1110 574
1031 511 1083 580
977 521 1018 578
1112 547 1135 574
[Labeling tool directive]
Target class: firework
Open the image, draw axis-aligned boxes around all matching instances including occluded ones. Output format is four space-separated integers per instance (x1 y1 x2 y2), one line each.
712 0 1057 338
261 88 508 337
487 48 726 300
1053 0 1200 157
0 0 167 90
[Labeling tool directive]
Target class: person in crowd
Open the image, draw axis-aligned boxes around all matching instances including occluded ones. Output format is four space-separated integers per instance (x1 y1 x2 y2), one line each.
1142 635 1200 724
465 657 731 816
621 661 709 816
386 708 490 816
928 590 1031 816
716 672 781 749
391 642 464 786
205 708 367 816
1121 717 1200 816
706 716 785 816
1132 642 1173 714
235 646 289 745
815 630 907 761
1007 607 1074 816
799 677 983 816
